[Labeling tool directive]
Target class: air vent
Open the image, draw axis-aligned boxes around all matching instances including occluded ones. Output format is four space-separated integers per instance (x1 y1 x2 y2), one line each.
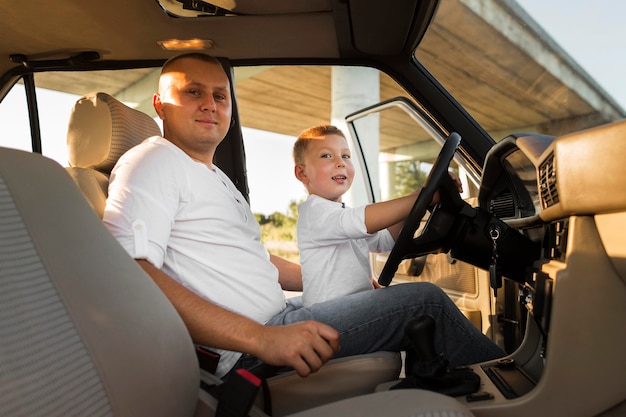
490 192 516 218
539 153 558 209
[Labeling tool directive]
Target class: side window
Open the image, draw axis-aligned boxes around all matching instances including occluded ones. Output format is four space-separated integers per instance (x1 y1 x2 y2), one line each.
236 65 397 265
243 128 305 265
235 65 457 267
0 79 80 166
37 87 80 166
346 100 477 206
0 82 31 153
346 99 477 282
0 70 157 167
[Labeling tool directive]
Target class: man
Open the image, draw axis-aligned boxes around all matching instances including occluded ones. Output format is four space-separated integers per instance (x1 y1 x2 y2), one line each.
103 53 503 379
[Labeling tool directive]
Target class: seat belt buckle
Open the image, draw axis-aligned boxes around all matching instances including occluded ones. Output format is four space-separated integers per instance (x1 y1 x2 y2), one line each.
215 369 262 417
196 346 221 374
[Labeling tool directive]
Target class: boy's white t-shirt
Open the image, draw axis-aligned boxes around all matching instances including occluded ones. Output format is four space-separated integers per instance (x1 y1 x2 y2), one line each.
103 136 286 377
297 194 395 307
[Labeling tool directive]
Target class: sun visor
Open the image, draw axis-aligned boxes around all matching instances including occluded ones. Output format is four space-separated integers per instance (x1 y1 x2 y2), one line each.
348 0 439 55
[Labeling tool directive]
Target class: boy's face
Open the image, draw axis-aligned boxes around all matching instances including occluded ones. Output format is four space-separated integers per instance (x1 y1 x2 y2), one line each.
295 133 355 202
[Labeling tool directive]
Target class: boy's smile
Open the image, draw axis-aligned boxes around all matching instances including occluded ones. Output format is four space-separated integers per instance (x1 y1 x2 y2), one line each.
332 175 347 184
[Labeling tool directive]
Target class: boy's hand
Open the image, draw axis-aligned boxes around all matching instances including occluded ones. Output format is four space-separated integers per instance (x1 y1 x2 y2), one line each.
431 171 463 206
449 171 463 193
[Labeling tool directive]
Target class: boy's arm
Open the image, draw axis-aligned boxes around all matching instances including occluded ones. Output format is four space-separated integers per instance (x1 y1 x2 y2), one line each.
363 190 421 236
386 220 406 241
364 172 463 239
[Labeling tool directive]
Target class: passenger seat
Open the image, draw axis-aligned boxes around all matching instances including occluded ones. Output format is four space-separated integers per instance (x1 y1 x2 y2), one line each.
0 146 478 416
65 92 161 217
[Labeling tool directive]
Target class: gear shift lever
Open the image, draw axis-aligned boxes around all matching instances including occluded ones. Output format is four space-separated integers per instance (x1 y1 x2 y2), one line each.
392 314 481 396
404 315 437 361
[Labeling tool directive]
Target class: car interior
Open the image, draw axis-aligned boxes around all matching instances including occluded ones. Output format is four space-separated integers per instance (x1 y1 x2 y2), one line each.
0 0 625 416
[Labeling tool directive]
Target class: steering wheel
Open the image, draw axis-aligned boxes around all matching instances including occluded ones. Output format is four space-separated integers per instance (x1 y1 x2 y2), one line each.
378 132 463 286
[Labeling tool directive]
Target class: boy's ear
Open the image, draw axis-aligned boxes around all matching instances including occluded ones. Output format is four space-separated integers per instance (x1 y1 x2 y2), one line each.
294 164 308 184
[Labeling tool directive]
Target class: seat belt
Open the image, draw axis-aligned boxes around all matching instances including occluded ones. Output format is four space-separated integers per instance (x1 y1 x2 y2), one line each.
215 369 262 417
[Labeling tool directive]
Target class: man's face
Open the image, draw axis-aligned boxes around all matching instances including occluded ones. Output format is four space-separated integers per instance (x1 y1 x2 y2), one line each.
153 58 232 163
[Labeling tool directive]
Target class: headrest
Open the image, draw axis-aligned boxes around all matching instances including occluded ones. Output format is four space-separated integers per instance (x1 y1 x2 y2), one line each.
67 92 161 173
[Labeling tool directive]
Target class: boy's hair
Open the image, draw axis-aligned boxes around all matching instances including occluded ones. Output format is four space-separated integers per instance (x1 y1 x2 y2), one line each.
293 125 346 164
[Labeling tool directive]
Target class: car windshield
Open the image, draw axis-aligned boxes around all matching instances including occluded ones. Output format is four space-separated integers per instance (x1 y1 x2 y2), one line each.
415 0 625 141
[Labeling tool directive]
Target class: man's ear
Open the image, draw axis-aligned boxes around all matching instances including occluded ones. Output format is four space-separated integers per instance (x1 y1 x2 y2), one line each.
153 93 165 120
294 164 308 184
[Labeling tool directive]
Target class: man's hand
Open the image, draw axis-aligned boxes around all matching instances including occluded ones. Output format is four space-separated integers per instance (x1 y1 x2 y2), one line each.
253 321 340 377
136 259 338 377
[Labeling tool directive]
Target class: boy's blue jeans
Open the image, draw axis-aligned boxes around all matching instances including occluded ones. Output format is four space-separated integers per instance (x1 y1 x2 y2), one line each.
266 282 504 369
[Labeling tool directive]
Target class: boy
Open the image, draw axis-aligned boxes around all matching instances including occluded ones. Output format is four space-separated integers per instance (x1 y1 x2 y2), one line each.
294 125 461 307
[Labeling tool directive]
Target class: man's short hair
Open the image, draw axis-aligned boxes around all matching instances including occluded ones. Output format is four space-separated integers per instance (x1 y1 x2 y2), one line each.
161 52 224 74
293 125 346 164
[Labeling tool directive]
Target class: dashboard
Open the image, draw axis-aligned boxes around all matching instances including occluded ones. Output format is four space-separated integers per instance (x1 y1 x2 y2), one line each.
464 120 626 412
477 133 553 225
479 120 626 225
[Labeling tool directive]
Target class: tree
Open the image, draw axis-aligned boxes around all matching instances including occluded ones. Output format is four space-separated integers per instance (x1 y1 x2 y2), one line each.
390 160 428 198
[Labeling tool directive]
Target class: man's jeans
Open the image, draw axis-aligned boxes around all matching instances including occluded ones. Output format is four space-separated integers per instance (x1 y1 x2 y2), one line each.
266 282 504 368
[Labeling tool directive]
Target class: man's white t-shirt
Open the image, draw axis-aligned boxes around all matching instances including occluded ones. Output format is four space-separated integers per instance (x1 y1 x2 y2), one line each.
103 136 286 377
297 194 395 307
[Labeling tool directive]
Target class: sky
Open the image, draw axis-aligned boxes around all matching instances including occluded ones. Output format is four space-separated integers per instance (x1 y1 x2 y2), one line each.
515 0 626 110
243 128 308 214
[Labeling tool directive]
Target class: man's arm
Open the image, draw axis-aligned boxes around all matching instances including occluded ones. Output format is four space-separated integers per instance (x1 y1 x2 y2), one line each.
270 254 303 291
137 259 338 376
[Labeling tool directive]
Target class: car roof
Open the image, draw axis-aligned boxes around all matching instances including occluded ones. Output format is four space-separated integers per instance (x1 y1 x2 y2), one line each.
0 0 434 70
0 0 449 152
1 0 623 165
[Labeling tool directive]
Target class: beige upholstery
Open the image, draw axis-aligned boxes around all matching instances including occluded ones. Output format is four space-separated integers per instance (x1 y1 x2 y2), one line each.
0 147 198 417
0 145 476 417
261 352 402 416
66 92 161 217
288 389 476 417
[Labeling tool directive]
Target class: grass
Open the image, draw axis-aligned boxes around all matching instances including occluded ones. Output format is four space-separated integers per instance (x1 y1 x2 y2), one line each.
259 221 300 264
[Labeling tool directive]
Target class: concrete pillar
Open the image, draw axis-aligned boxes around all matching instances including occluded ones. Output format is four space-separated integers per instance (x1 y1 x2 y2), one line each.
330 67 380 207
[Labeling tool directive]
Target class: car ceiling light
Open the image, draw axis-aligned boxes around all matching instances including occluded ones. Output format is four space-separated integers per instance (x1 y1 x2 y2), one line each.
157 38 216 50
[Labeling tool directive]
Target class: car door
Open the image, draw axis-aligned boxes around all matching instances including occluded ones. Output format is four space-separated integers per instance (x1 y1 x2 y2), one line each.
345 97 524 352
